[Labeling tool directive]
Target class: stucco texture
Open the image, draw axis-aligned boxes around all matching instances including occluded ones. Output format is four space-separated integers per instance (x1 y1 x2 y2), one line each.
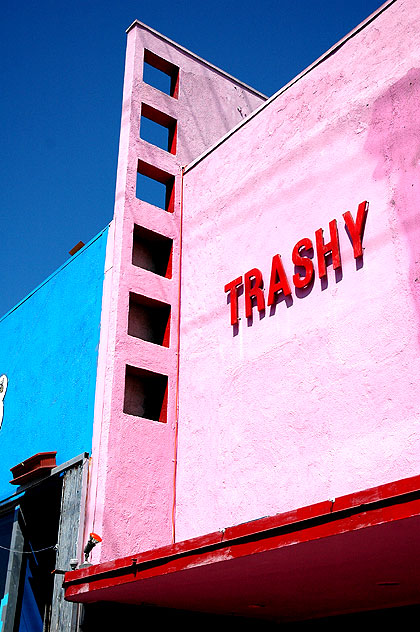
0 228 108 499
177 0 420 540
85 22 265 562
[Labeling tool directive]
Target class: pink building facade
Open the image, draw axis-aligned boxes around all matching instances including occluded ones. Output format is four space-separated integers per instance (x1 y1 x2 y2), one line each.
64 0 420 625
84 20 266 563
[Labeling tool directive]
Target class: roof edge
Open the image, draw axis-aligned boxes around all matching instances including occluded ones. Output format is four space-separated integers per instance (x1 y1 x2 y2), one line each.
0 224 110 325
126 19 267 100
184 0 397 174
64 472 420 601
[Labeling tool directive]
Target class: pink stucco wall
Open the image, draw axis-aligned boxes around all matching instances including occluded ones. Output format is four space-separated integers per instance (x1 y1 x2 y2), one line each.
176 0 420 541
86 22 265 562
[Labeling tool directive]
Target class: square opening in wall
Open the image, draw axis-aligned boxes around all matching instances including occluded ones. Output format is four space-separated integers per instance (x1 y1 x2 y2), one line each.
140 103 177 154
143 49 179 98
132 225 173 278
128 293 171 347
136 160 175 212
124 365 168 422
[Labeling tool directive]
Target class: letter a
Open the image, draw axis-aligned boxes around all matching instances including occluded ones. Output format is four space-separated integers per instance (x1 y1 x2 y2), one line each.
267 255 291 306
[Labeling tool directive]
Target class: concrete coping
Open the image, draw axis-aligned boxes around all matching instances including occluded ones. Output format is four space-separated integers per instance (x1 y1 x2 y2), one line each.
126 19 268 100
182 0 397 174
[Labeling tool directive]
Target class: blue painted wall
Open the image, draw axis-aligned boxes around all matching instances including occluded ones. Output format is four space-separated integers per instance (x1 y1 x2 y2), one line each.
0 226 109 499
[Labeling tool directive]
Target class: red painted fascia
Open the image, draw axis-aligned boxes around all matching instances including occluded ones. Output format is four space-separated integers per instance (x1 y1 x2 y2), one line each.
64 473 420 602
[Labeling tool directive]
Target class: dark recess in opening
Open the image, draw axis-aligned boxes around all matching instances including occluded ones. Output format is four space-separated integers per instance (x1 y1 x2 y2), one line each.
128 293 171 347
81 602 283 631
132 225 173 279
136 160 175 212
143 49 179 98
14 476 62 630
140 103 177 154
124 366 168 422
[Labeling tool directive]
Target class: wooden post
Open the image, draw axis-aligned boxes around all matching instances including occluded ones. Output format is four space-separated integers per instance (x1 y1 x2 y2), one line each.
50 459 87 632
1 508 24 632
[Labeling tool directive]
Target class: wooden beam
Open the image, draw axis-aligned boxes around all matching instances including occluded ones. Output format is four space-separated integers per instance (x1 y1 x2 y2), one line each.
50 459 87 631
1 508 24 632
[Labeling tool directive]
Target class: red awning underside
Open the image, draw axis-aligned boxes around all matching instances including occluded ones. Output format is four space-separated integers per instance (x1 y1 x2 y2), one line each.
64 475 420 622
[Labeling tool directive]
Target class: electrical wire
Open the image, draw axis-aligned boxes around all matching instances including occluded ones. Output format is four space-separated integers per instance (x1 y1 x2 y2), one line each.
0 543 57 554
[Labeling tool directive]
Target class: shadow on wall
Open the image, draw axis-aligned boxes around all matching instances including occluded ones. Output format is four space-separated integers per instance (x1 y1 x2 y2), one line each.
79 602 420 631
365 67 420 346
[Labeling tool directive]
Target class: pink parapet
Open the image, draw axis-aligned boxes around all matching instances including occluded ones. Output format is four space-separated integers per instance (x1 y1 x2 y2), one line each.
86 21 266 563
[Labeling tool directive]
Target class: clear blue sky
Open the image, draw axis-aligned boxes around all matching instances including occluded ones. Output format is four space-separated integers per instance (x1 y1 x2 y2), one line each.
1 0 384 316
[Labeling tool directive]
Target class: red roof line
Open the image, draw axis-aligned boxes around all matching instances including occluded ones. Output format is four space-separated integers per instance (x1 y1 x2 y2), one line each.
64 473 420 601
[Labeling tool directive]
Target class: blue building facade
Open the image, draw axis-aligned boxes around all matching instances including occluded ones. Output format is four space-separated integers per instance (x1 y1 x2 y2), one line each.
0 227 109 632
0 227 109 499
